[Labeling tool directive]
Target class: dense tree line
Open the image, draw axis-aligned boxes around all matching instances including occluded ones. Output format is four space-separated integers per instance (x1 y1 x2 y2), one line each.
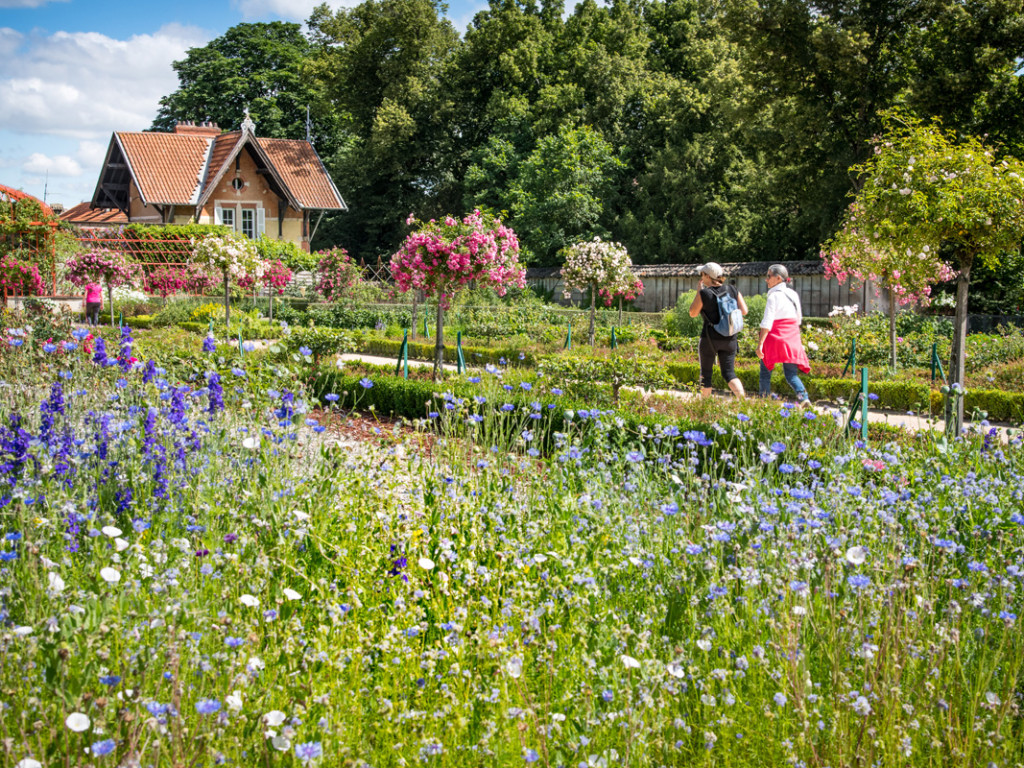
153 1 1024 266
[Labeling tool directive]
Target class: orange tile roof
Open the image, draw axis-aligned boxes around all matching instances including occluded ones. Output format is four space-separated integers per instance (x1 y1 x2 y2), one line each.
61 202 129 226
100 130 344 211
259 138 346 210
116 132 213 205
200 131 243 200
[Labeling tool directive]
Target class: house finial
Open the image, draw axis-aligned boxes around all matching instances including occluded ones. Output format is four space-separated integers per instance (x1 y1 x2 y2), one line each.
241 106 256 134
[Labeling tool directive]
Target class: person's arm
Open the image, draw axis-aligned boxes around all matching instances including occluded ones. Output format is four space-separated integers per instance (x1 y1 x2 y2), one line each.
737 291 748 316
688 285 704 318
757 327 769 359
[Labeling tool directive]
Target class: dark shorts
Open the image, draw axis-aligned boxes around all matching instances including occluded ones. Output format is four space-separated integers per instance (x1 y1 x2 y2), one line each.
86 302 101 322
699 334 738 388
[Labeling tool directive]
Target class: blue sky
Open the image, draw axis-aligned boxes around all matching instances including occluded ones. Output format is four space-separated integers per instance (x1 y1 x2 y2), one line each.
0 0 487 208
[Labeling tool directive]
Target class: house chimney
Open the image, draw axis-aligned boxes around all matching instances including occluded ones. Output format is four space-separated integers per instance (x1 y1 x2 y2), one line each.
173 120 221 137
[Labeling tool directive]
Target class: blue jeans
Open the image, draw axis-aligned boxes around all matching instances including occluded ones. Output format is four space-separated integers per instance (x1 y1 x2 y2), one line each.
760 360 808 401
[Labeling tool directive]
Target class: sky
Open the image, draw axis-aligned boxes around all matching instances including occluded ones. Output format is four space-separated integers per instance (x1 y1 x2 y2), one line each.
0 0 488 209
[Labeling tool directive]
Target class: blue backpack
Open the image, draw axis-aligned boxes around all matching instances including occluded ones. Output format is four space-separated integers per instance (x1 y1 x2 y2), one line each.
711 287 743 337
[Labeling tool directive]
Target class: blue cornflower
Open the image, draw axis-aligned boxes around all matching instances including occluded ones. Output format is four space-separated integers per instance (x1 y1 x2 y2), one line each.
72 328 89 340
195 699 221 715
551 388 563 395
8 338 23 348
359 378 373 389
501 403 515 412
99 675 121 686
324 393 340 402
625 451 643 463
773 692 787 707
847 574 871 590
524 748 540 763
468 376 481 383
520 382 532 391
737 413 750 422
468 414 484 423
299 346 313 356
770 441 786 454
91 738 116 756
43 343 57 353
428 412 439 418
224 637 245 648
294 742 323 762
967 561 988 572
601 690 614 702
202 335 216 353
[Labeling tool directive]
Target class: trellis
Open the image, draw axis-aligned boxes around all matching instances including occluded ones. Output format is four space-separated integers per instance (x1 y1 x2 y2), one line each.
0 184 59 301
76 233 194 295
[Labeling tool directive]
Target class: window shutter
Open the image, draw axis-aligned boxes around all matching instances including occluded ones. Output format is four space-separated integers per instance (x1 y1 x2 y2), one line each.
214 206 222 225
257 208 266 237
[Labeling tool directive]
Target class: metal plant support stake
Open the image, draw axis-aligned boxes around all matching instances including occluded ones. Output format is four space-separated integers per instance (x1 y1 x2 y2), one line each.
456 331 466 374
842 339 857 378
395 329 409 379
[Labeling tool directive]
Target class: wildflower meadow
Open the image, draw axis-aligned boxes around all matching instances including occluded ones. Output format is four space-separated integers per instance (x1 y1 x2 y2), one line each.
2 318 1023 768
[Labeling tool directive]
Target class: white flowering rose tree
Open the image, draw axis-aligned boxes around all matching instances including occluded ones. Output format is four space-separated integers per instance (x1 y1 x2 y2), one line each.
192 233 263 326
560 237 638 346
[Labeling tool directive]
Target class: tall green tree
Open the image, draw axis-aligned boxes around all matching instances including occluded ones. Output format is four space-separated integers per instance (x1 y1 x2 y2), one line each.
152 22 339 152
724 0 1024 258
306 0 460 261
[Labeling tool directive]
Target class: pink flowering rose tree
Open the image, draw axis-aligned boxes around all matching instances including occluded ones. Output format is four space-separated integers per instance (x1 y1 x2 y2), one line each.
390 211 525 378
823 205 956 370
315 247 361 301
561 237 638 345
64 249 140 325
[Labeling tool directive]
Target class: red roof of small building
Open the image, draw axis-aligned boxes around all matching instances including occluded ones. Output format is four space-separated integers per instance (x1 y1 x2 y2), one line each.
91 126 346 213
61 202 130 226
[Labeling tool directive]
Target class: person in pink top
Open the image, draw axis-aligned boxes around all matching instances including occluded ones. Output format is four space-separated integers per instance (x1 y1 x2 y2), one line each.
757 264 811 404
84 281 103 326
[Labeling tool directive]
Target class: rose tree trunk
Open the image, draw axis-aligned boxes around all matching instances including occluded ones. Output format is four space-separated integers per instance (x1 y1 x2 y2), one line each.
433 299 445 381
588 285 596 346
223 271 230 327
946 255 973 432
888 291 897 372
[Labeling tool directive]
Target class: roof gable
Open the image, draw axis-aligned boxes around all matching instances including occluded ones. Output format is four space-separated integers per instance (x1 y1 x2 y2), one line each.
115 132 212 206
89 127 346 213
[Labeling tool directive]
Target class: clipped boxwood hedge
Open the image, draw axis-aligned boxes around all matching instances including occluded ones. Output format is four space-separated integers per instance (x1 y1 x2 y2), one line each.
178 321 282 341
664 361 1024 423
358 337 537 367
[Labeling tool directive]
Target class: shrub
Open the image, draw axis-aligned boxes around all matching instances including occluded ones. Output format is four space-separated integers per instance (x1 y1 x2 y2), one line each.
665 291 702 337
539 352 673 404
283 326 356 363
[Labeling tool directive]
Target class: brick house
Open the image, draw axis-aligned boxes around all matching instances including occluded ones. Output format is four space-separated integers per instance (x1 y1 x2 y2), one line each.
84 114 346 250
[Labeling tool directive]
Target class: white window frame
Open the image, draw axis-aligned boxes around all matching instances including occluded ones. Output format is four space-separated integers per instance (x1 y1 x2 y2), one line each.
215 202 265 239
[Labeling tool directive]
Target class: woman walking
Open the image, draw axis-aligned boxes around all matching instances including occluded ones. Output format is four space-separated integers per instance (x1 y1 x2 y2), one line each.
84 280 103 326
688 262 748 398
757 264 810 404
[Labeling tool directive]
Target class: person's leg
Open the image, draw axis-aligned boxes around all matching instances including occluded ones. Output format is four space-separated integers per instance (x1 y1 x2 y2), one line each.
718 340 745 399
698 336 715 396
759 359 773 397
782 363 809 402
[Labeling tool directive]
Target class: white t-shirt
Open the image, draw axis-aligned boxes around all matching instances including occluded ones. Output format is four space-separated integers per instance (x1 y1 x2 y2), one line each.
760 283 802 330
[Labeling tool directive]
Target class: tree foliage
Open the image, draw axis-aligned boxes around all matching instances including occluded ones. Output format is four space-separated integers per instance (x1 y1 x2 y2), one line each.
153 0 1024 272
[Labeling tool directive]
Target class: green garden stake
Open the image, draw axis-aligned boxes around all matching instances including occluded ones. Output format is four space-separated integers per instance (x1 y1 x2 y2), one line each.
423 310 429 339
456 331 466 374
860 367 869 442
238 328 243 356
610 326 618 350
931 342 946 383
564 321 572 350
395 329 409 379
842 338 857 378
208 319 213 335
118 311 123 328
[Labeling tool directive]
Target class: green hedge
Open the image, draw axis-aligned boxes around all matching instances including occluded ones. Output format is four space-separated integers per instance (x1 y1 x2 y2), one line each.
357 337 537 367
664 361 1024 422
178 321 282 341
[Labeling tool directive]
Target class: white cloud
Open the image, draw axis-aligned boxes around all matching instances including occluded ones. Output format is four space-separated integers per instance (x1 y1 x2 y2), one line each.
0 0 69 7
0 28 23 58
232 0 355 22
22 151 81 176
0 23 212 139
76 140 107 167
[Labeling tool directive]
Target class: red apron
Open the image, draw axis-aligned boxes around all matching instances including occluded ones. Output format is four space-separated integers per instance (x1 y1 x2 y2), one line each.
762 318 810 373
